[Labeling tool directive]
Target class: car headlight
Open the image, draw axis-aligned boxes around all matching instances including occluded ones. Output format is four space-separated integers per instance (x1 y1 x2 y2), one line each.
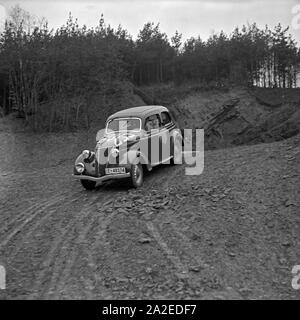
75 162 85 174
110 147 119 158
82 150 90 159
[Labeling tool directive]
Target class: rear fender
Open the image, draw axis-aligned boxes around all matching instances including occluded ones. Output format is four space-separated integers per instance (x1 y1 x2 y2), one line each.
170 129 184 152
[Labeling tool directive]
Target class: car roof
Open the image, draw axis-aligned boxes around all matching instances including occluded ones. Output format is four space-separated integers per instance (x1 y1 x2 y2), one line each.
107 105 169 121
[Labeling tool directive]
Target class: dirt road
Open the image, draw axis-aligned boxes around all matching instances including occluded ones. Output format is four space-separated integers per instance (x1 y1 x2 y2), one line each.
0 130 299 299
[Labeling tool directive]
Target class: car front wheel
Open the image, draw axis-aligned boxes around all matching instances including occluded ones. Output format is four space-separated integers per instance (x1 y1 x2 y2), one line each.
80 179 96 190
130 164 143 188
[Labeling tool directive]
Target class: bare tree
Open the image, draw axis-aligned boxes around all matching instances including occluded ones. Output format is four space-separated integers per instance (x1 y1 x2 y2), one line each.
7 4 46 33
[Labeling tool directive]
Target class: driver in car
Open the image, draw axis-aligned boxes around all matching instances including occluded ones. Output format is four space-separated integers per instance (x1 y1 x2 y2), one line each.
145 116 159 132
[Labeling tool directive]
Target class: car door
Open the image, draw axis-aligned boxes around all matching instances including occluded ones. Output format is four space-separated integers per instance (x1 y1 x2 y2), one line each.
144 113 164 166
160 111 174 163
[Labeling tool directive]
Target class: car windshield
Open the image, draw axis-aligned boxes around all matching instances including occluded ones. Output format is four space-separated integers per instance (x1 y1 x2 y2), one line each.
106 117 141 133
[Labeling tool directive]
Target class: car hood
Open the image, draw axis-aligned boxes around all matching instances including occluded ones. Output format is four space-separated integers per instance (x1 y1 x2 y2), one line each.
96 131 141 149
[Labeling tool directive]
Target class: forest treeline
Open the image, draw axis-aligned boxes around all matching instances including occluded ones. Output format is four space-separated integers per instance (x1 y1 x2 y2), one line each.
0 5 299 130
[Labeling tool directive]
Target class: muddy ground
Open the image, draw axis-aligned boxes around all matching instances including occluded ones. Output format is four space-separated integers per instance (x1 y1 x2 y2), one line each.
0 124 299 299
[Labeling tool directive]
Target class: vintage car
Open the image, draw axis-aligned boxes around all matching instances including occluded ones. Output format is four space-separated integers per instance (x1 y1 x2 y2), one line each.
73 105 183 190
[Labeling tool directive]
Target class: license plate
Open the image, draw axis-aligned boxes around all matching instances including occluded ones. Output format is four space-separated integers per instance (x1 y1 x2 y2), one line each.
105 167 126 175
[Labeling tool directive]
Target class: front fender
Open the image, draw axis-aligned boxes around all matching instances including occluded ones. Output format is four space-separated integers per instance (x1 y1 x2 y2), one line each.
120 149 139 165
119 148 152 171
74 151 96 176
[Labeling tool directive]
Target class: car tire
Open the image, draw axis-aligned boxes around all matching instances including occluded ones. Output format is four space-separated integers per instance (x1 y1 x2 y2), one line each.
81 179 96 190
130 164 143 188
171 137 182 165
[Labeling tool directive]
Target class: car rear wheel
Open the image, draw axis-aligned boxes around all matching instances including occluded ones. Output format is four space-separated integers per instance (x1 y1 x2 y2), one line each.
130 164 143 188
80 179 96 190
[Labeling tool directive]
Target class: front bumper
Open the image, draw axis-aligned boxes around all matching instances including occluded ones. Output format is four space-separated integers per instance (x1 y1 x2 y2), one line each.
73 172 131 183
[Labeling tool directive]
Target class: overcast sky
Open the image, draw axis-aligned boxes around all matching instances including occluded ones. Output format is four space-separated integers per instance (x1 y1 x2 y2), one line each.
0 0 299 43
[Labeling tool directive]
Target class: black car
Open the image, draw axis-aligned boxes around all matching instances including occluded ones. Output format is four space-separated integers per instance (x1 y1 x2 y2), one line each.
73 105 183 189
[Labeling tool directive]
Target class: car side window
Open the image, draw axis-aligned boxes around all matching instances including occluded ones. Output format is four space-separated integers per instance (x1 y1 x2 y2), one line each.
161 111 172 126
145 114 161 132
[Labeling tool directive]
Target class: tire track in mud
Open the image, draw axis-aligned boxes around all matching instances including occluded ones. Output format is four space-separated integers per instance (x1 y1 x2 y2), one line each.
51 218 98 300
155 206 211 271
53 199 119 300
7 163 182 299
0 189 83 250
33 186 124 299
148 206 243 298
142 165 192 277
51 183 138 299
5 182 126 299
146 221 187 274
146 216 216 294
0 191 89 298
137 164 216 291
0 197 55 236
52 217 109 299
59 166 182 299
46 200 102 300
6 194 82 261
84 204 123 299
168 223 210 270
83 165 185 296
29 194 101 299
0 195 66 250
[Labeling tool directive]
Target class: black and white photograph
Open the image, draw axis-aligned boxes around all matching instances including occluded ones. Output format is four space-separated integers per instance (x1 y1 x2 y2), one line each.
0 0 299 304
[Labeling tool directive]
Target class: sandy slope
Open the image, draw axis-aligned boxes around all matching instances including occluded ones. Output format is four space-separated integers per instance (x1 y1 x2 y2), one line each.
0 128 299 299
